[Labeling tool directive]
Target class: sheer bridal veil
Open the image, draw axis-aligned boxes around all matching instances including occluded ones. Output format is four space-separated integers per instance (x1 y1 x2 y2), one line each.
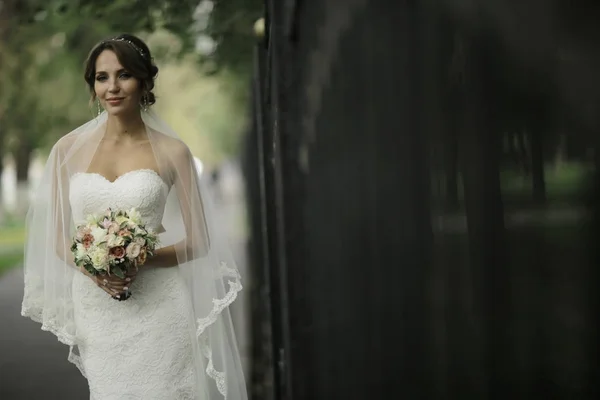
21 109 247 399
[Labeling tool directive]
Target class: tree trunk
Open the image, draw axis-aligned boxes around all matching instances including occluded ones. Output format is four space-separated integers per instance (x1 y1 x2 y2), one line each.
445 120 460 210
13 140 32 216
554 133 567 169
530 128 546 204
517 130 530 175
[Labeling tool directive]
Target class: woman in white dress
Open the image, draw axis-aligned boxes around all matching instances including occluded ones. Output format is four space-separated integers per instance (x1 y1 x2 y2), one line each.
21 33 247 400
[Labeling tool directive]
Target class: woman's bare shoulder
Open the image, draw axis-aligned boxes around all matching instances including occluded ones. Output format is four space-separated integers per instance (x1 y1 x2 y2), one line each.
53 120 106 152
151 131 190 156
50 133 82 158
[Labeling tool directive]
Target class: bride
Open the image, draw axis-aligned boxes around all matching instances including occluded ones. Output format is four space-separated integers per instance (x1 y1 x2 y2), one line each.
21 33 248 400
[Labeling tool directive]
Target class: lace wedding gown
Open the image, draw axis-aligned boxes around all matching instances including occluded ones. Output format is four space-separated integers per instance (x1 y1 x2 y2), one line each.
69 169 198 400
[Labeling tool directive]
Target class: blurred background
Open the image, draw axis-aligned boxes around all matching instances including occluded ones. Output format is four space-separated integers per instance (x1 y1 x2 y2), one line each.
0 0 262 398
2 0 600 399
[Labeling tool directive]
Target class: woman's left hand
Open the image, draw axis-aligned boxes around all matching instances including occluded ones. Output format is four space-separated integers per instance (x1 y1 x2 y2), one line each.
100 268 139 299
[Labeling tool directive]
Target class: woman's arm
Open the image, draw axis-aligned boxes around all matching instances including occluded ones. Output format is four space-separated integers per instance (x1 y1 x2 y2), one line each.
147 245 179 268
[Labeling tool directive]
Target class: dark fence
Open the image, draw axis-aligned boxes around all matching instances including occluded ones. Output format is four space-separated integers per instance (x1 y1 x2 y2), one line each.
244 1 600 399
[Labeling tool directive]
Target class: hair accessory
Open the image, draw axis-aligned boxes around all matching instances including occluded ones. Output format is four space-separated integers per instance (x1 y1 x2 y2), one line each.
110 37 146 58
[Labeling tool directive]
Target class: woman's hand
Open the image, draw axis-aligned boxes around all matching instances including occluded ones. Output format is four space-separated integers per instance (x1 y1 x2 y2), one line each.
80 267 139 299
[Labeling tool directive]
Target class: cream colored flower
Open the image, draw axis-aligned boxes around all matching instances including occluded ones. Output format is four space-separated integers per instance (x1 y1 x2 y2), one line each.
115 215 130 226
89 246 109 271
86 213 100 225
128 208 142 225
126 242 142 260
106 234 125 247
90 226 108 244
75 243 87 259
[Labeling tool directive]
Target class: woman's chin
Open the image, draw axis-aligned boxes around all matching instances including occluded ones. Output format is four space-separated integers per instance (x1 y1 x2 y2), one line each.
106 106 138 117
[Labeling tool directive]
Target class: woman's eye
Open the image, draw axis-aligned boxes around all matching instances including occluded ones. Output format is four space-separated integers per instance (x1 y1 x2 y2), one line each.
120 73 131 79
95 76 107 82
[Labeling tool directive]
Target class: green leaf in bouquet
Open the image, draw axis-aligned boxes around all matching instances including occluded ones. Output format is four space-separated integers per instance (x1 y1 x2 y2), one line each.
112 267 125 279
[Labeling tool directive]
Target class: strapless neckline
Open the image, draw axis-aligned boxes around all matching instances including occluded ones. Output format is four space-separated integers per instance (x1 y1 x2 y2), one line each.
69 167 170 231
72 169 168 188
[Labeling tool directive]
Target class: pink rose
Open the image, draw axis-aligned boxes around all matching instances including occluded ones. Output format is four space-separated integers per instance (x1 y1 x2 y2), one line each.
76 226 91 240
118 229 130 237
109 246 126 259
82 233 94 249
107 222 120 234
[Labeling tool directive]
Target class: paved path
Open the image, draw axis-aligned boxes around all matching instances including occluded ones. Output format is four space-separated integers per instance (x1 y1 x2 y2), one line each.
0 267 89 399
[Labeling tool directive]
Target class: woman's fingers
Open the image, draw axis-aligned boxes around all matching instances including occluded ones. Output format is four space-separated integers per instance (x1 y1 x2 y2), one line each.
92 276 124 294
87 272 134 298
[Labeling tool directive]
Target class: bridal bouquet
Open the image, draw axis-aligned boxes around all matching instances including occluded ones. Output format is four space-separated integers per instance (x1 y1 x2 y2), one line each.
71 208 159 279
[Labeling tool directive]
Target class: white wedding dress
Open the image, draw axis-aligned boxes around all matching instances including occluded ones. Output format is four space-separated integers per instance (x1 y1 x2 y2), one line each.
69 169 198 400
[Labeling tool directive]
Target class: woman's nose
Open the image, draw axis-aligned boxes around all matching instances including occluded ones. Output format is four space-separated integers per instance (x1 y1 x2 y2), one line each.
108 79 120 92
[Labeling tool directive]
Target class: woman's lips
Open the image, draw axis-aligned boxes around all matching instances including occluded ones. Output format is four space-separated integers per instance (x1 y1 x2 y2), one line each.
106 98 124 105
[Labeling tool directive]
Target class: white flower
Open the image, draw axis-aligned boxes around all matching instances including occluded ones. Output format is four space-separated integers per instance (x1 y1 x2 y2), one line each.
128 208 142 225
106 234 125 247
90 226 108 244
75 243 87 259
125 242 142 259
86 213 100 225
115 215 130 226
89 246 109 271
134 237 146 246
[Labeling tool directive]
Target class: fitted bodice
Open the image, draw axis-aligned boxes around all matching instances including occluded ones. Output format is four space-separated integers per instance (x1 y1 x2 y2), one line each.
69 169 170 231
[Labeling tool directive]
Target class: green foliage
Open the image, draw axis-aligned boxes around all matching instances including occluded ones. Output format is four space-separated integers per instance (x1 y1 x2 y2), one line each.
0 251 23 276
205 0 264 73
0 0 261 164
16 0 263 71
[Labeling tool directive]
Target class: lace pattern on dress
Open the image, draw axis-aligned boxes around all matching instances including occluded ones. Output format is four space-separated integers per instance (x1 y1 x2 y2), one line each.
197 262 243 397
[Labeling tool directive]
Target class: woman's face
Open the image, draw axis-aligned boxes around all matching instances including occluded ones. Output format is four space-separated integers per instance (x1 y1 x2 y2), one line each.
94 49 142 116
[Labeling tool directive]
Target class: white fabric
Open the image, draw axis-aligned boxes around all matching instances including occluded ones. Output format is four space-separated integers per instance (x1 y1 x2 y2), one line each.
21 110 247 399
71 170 195 399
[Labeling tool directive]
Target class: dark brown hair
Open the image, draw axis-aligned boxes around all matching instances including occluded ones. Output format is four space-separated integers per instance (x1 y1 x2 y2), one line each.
83 33 159 105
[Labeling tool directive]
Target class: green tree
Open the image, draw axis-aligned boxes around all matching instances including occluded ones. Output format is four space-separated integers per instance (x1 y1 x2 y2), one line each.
20 0 263 72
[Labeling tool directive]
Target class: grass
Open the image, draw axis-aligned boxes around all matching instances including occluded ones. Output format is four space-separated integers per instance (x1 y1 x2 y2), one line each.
501 162 589 200
0 250 23 276
0 220 25 276
432 162 591 212
0 223 26 247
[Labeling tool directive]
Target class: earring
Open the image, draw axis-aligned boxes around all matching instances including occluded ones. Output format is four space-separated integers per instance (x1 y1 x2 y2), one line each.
96 99 102 116
142 94 149 112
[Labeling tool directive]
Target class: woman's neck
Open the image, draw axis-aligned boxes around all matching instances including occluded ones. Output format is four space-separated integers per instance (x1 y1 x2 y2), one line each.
104 112 146 141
